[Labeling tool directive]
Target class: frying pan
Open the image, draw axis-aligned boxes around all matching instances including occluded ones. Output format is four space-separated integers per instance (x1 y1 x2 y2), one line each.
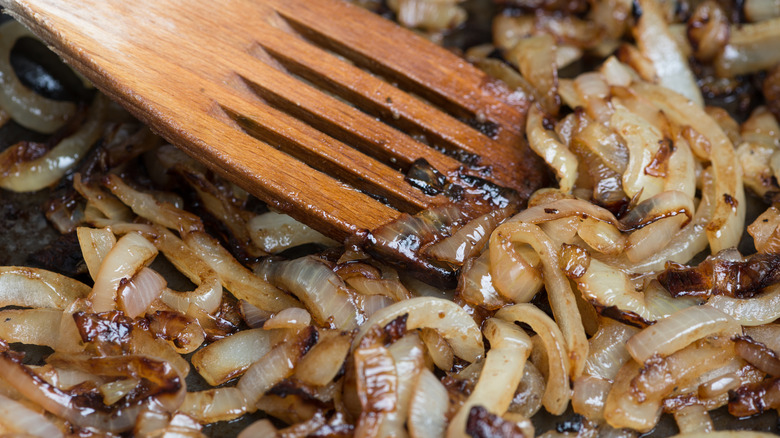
0 4 778 437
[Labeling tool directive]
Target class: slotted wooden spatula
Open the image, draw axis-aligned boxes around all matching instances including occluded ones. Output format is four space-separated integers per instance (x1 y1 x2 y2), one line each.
0 0 544 242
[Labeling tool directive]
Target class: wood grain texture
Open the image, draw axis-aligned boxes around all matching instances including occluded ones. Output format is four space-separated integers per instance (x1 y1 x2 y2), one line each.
0 0 543 241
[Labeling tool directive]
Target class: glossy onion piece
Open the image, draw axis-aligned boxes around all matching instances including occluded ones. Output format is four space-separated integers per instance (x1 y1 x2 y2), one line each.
408 368 449 438
0 21 76 133
526 105 578 193
610 104 666 202
293 329 353 386
257 256 358 330
583 318 639 380
89 231 157 313
447 318 532 438
76 226 117 280
185 231 298 312
179 387 247 424
427 207 513 266
353 296 483 363
120 267 166 319
191 328 276 386
634 81 745 253
488 231 543 303
0 266 90 309
248 211 335 254
352 332 397 436
457 249 510 311
626 305 741 363
509 34 560 116
496 304 572 415
145 227 222 314
714 18 780 77
376 333 427 436
237 326 317 407
572 375 612 423
0 95 106 192
103 174 203 234
491 221 588 378
634 0 703 105
708 284 780 326
0 308 62 348
0 393 63 438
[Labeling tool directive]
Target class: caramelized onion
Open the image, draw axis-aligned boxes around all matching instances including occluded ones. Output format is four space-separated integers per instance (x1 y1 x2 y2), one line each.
526 105 578 193
248 211 335 254
180 387 247 424
89 231 157 312
0 266 89 309
191 328 276 386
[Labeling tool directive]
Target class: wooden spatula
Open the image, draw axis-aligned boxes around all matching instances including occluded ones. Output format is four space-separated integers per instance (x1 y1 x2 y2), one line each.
0 0 545 242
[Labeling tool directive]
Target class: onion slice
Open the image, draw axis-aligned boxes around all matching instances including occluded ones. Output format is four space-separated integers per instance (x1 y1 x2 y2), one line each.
0 393 64 438
352 296 483 363
707 284 780 326
191 328 277 386
0 266 90 309
626 305 741 364
179 387 247 424
408 368 449 438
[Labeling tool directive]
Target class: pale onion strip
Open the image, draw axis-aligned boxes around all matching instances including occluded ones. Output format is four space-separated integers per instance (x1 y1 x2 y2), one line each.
605 167 715 273
73 174 133 224
574 72 613 124
488 234 543 303
571 375 611 423
634 0 703 106
184 232 298 312
420 327 454 371
256 256 358 330
99 378 140 405
237 328 314 407
491 222 588 378
562 247 656 323
346 276 412 303
0 308 61 348
179 387 247 424
620 190 694 230
583 318 639 380
0 393 63 438
352 296 483 363
248 211 335 254
670 433 779 438
237 419 278 438
496 304 572 415
610 104 666 202
714 18 780 77
509 34 559 115
120 267 166 319
744 0 780 21
457 249 509 311
577 217 625 255
673 404 713 434
0 21 76 133
603 360 662 432
634 81 745 253
426 207 512 265
625 214 687 263
744 324 780 352
147 228 222 314
0 94 106 192
644 281 700 319
408 368 449 438
447 318 532 438
526 105 578 193
626 305 741 364
293 330 352 386
103 174 203 234
600 56 636 87
0 266 90 309
665 132 697 199
707 283 780 326
191 328 276 386
76 226 117 281
89 231 157 313
377 333 426 436
263 308 311 330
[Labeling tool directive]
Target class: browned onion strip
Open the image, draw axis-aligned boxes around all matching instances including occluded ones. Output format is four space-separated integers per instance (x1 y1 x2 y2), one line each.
447 318 532 437
492 222 588 377
89 231 158 313
353 296 483 363
610 104 666 202
526 105 578 193
426 207 513 266
634 0 703 106
184 232 298 312
0 266 89 309
179 387 247 424
626 305 741 364
633 81 745 253
496 304 572 415
603 360 662 432
457 249 510 311
0 308 62 348
352 332 397 436
734 335 780 377
748 206 780 253
103 174 203 235
0 21 76 133
191 328 277 386
293 329 353 386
